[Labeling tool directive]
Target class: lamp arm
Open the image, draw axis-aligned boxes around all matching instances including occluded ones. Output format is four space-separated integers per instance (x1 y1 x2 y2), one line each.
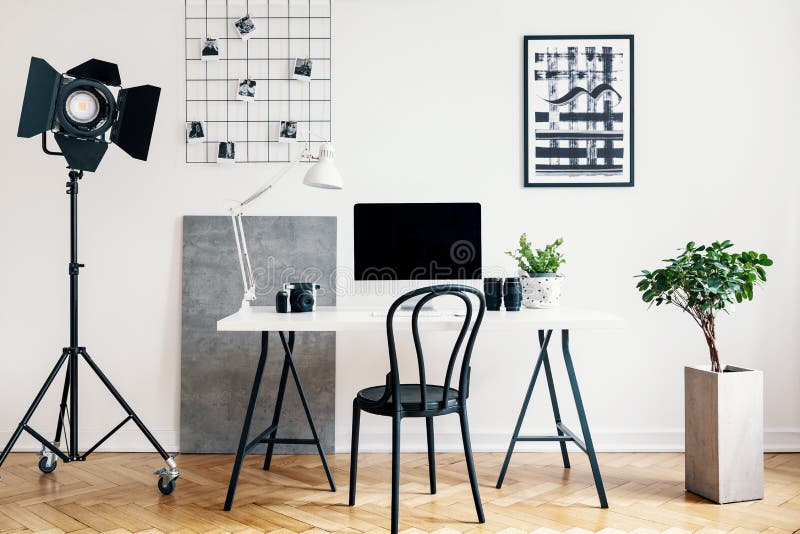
236 156 302 211
228 137 324 311
230 212 249 298
230 162 299 307
235 126 328 211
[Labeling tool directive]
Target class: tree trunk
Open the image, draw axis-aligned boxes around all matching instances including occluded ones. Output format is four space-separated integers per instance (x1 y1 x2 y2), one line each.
705 316 721 373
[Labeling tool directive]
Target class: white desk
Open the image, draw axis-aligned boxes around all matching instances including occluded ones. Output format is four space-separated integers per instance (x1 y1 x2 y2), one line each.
217 305 623 510
218 305 624 332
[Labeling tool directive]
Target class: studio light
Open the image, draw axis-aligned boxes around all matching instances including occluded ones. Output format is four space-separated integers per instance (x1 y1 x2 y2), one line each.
0 58 179 496
17 57 160 172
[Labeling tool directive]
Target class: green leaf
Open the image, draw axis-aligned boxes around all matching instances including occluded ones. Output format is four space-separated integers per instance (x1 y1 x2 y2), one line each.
636 241 772 332
508 234 565 274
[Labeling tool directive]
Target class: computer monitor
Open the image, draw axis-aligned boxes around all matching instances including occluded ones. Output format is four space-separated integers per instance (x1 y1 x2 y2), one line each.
354 203 482 281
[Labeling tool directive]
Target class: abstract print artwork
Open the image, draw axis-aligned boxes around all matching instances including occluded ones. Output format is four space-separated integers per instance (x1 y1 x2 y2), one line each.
524 35 634 187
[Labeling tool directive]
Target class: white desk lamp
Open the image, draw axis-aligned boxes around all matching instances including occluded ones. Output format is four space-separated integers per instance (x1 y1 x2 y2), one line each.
228 138 343 313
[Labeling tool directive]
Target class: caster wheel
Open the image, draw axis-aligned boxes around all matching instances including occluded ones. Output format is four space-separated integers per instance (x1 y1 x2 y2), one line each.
38 457 57 474
157 477 176 495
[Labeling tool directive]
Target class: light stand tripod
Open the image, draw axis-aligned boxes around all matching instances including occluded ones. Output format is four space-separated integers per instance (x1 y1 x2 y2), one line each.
0 167 180 495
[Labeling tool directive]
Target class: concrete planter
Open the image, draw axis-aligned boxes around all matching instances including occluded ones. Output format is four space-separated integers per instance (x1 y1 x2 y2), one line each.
684 365 764 503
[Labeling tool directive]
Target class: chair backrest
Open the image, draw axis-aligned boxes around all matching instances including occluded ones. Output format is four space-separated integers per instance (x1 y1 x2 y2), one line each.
382 284 486 411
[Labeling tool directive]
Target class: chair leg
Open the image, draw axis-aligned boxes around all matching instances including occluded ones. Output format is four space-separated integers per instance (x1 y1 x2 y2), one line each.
348 399 360 506
391 414 402 534
425 416 436 495
459 408 485 523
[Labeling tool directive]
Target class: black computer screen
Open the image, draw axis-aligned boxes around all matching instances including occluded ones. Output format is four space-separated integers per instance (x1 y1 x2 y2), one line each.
354 203 482 280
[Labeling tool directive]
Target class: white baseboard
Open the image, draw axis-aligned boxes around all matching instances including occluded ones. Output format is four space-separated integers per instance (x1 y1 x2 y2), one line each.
2 429 796 455
335 429 800 454
0 428 179 454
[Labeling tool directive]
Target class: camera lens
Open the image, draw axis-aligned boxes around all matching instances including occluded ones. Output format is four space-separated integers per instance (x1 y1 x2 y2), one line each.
484 277 503 311
290 289 315 312
503 277 522 311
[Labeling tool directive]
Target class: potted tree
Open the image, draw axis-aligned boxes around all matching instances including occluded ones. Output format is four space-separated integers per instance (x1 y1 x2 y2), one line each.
636 240 773 503
506 235 565 308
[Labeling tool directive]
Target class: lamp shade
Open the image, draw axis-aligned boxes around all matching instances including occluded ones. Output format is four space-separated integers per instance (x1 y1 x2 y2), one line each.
303 143 343 189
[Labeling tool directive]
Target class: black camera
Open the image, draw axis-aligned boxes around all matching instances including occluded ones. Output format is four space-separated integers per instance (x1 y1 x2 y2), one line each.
276 282 320 313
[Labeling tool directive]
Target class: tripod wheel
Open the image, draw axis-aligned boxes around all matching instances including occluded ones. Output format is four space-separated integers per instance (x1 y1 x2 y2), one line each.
38 457 57 474
157 477 176 495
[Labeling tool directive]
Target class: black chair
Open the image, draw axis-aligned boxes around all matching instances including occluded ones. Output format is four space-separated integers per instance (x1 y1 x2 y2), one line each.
348 284 486 533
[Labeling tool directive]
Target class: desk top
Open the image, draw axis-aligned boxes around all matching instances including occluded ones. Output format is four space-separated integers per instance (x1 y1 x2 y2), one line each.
217 306 624 332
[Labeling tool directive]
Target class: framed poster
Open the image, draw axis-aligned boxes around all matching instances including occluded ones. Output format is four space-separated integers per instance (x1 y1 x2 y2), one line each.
524 35 634 187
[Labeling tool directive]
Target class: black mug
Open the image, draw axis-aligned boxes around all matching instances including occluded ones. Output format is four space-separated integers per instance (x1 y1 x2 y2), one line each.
483 277 503 311
503 277 522 311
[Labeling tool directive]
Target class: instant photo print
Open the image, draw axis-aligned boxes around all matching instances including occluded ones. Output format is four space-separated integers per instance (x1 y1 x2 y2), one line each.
278 120 298 143
292 58 312 82
236 79 256 102
217 141 235 163
201 38 220 61
186 121 205 144
233 14 256 39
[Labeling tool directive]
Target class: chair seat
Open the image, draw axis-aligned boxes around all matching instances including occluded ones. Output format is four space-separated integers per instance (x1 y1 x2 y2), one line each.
357 384 462 413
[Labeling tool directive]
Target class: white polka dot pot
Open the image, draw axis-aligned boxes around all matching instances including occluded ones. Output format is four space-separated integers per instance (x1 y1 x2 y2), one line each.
520 273 564 308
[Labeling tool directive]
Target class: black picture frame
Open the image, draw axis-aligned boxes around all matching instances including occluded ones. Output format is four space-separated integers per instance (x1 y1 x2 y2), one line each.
524 34 634 187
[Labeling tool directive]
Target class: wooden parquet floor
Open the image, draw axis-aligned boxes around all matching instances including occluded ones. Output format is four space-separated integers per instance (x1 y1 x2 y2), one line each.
0 452 798 533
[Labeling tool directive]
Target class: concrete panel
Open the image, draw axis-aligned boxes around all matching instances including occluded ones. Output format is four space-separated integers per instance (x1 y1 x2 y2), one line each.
181 216 336 453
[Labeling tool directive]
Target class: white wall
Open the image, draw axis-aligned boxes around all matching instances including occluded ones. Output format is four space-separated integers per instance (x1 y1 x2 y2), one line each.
0 0 798 456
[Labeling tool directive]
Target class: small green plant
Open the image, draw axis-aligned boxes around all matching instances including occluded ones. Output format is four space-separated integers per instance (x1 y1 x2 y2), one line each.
506 234 565 274
636 240 773 373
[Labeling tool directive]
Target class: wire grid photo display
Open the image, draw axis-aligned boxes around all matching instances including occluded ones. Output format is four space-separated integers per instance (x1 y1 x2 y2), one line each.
524 35 634 187
185 0 331 163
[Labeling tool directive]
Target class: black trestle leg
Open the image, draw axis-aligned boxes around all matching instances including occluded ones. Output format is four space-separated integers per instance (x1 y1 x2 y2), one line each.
263 356 290 471
541 330 570 469
391 414 401 534
224 331 269 511
279 332 336 492
562 329 608 508
459 408 485 523
496 329 552 488
348 398 360 506
425 416 436 494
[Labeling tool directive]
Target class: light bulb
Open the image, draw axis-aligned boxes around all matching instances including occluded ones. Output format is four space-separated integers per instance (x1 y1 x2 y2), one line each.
65 90 100 123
